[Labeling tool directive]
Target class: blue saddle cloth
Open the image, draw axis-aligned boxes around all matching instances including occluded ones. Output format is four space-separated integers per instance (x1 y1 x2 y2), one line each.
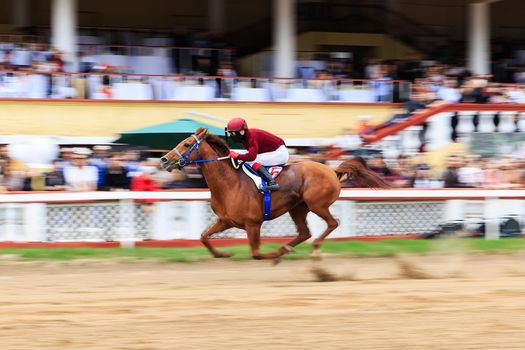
243 163 280 221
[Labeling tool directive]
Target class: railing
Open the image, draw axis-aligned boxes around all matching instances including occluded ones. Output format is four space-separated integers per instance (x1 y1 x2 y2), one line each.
0 189 523 245
0 34 41 43
1 42 235 75
368 104 525 156
78 44 235 75
0 70 410 102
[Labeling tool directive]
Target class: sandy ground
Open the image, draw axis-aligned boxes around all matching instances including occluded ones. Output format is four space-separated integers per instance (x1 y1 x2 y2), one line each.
1 253 525 350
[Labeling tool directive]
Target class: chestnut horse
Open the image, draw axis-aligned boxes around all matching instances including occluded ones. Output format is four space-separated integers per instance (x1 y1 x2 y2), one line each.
160 128 388 260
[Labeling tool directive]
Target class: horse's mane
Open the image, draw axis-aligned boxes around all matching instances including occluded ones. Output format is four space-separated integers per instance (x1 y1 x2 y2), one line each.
205 134 230 156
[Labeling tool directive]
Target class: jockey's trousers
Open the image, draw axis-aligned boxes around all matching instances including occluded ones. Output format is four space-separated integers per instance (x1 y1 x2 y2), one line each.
248 145 289 167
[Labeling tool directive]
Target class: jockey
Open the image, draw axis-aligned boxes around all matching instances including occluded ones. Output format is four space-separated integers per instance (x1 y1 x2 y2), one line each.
226 117 289 191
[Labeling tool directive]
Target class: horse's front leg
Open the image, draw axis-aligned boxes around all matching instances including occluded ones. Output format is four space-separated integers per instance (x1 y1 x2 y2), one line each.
201 219 233 258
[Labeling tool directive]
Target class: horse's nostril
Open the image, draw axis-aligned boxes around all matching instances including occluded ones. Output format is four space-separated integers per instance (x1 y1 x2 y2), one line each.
160 157 168 163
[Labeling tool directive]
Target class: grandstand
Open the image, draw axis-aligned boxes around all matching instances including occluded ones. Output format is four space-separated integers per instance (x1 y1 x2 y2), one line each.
0 0 523 206
3 4 525 350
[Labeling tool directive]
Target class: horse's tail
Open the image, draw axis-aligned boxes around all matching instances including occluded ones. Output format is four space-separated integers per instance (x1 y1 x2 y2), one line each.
334 157 391 189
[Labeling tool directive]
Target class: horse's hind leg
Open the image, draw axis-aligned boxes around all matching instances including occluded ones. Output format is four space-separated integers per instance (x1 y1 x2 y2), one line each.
283 202 312 250
309 206 339 257
201 219 233 258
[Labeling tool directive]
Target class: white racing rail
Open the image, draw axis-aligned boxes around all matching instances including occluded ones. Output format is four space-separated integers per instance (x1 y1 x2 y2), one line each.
0 189 524 245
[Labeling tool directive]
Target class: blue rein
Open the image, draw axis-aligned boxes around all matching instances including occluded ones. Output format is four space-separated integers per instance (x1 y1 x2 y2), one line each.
173 135 227 170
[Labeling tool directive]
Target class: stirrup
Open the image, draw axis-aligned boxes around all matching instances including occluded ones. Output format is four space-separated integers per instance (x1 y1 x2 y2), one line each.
262 182 280 191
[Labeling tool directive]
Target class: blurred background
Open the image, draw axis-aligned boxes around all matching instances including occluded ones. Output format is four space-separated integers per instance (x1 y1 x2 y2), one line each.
0 0 524 242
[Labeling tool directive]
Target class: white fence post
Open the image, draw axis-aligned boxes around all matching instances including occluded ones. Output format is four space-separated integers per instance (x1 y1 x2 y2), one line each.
499 111 516 132
188 201 209 240
151 201 172 240
478 111 496 132
344 200 356 237
426 112 453 150
484 196 500 240
443 199 465 222
457 111 476 142
118 199 136 248
401 125 423 154
328 200 353 238
23 203 47 242
0 190 524 242
5 204 17 241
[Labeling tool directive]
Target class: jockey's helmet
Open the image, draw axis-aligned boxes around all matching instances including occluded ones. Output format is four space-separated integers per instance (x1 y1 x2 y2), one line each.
226 117 248 132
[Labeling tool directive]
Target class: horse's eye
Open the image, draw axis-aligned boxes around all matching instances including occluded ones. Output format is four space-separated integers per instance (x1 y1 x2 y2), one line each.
183 143 190 148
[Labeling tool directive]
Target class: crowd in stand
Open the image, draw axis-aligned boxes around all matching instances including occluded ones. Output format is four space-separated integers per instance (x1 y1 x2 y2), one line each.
1 33 525 102
1 141 523 191
294 150 525 189
357 67 525 144
0 145 208 193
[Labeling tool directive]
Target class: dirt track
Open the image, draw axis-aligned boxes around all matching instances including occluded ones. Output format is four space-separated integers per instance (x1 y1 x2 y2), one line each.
1 254 525 350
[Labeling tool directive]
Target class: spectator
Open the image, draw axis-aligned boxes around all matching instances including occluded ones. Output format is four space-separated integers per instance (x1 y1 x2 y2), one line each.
103 155 130 191
63 148 98 191
489 90 508 104
482 158 507 188
56 147 73 168
437 77 462 103
411 163 443 188
390 155 416 187
100 74 113 99
131 160 161 212
442 154 467 188
506 86 525 104
498 156 523 188
123 150 141 176
89 145 111 189
0 144 27 172
458 154 484 187
369 68 393 102
44 160 66 191
47 48 65 72
0 50 14 70
311 69 337 100
216 61 237 98
364 58 381 79
0 160 25 191
461 76 490 103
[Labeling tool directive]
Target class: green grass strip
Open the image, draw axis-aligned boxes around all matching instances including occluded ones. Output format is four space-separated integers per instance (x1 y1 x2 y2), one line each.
0 238 524 262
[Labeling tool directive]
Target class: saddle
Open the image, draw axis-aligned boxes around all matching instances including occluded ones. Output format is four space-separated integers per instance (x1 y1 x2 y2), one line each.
242 163 284 193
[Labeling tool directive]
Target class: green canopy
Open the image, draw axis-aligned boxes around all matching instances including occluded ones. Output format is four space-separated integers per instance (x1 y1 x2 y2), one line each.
115 118 228 149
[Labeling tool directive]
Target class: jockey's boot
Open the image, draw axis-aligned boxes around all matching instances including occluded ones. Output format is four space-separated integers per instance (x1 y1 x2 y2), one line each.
257 166 280 191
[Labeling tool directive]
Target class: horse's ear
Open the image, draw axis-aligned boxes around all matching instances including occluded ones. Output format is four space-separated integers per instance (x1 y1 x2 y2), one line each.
196 128 208 139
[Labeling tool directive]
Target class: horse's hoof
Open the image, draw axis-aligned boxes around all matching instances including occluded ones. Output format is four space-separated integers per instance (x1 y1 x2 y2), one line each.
214 251 233 258
311 248 322 261
272 257 282 266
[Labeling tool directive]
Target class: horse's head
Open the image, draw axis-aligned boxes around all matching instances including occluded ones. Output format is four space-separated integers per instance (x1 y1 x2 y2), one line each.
160 127 208 172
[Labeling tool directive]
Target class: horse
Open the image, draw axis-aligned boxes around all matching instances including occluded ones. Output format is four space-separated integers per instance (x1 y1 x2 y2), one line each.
160 128 389 260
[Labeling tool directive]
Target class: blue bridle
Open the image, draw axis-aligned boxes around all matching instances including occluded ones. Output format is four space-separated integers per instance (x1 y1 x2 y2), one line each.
170 134 228 170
